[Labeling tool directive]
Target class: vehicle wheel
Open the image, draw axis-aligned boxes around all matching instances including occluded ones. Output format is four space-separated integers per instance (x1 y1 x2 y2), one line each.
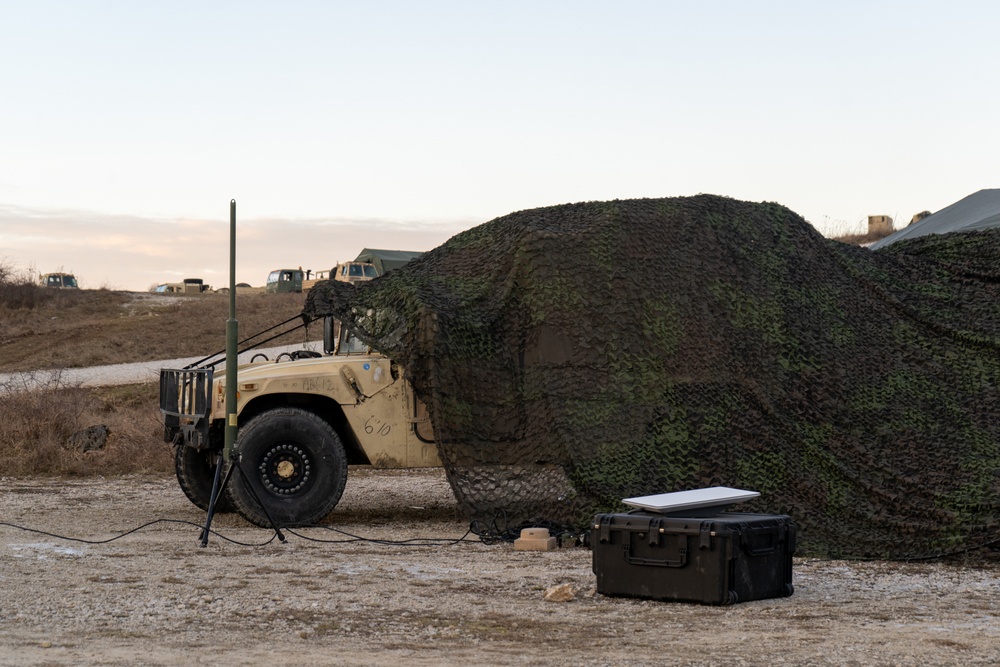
226 407 347 527
175 446 234 513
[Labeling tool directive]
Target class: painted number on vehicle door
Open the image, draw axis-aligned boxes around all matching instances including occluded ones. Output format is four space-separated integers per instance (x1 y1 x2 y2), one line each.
365 416 391 437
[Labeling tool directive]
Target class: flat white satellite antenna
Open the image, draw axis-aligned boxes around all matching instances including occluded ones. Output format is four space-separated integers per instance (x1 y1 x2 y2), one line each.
622 487 760 516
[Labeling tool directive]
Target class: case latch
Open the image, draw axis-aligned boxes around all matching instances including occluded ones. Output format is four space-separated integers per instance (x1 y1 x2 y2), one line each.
598 515 614 543
699 520 714 549
648 517 664 546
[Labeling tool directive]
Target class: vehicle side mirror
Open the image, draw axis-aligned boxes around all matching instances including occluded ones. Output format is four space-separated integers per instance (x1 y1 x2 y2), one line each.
323 317 339 354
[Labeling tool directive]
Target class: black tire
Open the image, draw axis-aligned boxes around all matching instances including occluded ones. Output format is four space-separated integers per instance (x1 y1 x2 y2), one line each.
226 407 347 528
175 446 234 513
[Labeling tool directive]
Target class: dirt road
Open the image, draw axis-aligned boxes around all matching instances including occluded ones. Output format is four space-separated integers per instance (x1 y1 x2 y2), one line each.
2 468 999 666
0 341 324 393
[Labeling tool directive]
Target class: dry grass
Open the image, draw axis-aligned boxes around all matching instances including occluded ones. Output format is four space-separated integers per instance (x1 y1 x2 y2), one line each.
0 274 322 476
0 376 171 476
0 285 317 372
830 227 895 247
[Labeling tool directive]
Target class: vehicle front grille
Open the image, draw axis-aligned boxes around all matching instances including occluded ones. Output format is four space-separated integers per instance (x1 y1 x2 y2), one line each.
160 368 213 445
160 367 213 418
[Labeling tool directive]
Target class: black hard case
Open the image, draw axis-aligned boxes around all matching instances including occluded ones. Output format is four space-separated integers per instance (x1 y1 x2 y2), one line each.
591 512 795 605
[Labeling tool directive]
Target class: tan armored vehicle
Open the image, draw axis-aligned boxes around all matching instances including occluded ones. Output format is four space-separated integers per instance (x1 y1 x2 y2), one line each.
154 278 210 294
331 261 379 284
39 272 79 289
301 262 376 291
160 317 438 527
301 249 425 291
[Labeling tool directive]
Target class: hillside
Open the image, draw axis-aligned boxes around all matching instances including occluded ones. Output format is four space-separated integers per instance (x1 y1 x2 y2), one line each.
0 285 320 477
0 286 317 372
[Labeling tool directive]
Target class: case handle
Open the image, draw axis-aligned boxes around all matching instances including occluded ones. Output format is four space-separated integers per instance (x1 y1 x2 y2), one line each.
743 524 779 556
623 534 688 568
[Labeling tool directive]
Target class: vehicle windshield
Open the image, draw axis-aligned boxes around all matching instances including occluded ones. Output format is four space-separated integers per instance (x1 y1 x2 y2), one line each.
336 326 369 356
363 264 378 277
62 276 78 288
266 271 281 285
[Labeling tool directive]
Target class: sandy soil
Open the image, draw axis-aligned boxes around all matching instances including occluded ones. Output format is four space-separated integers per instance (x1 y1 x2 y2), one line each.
2 468 999 666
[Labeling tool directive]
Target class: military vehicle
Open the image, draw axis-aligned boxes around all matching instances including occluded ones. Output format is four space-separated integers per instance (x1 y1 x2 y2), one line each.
39 272 79 289
302 261 377 291
159 316 438 527
154 278 211 294
265 268 305 293
353 248 424 275
301 249 425 291
331 261 379 284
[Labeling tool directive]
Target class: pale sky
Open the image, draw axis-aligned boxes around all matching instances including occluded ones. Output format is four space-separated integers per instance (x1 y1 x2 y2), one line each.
1 2 997 291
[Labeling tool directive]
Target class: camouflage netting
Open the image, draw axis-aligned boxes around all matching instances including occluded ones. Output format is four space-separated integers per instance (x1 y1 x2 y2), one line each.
303 195 1000 559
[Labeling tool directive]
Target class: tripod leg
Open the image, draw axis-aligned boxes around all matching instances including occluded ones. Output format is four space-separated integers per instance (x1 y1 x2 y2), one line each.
199 454 235 547
234 462 287 543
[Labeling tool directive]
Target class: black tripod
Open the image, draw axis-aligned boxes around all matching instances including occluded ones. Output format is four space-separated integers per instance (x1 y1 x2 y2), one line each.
199 454 286 547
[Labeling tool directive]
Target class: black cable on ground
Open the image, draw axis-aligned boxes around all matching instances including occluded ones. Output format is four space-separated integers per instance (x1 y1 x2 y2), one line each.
0 518 274 548
285 524 475 546
0 518 476 550
1 503 595 551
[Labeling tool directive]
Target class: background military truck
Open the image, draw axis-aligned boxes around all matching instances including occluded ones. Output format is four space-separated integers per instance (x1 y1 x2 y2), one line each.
302 261 377 291
213 283 265 295
265 268 305 293
39 272 79 288
301 249 425 291
330 260 379 284
353 248 424 275
160 316 438 527
153 278 211 294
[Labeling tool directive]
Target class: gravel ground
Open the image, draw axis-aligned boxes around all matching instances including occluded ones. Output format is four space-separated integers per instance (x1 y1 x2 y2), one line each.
2 468 1000 666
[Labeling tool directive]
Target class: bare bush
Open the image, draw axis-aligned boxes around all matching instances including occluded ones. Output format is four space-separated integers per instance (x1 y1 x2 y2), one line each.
0 258 54 310
0 371 87 474
0 257 13 285
0 282 54 310
0 373 170 476
830 227 896 247
0 257 40 286
87 382 173 475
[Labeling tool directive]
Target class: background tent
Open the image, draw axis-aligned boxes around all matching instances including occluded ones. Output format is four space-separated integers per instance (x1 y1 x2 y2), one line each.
354 248 425 274
870 189 1000 249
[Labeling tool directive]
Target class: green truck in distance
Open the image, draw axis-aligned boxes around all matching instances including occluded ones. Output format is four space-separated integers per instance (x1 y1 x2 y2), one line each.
265 268 305 293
